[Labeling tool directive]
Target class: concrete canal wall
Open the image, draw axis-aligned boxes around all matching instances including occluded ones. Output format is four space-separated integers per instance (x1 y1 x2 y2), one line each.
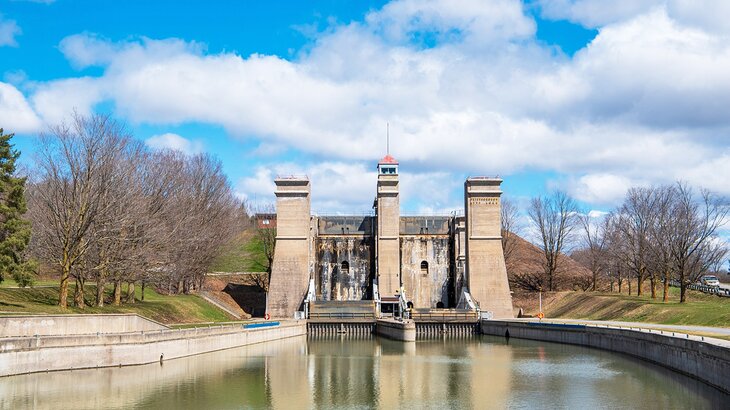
0 318 305 377
481 320 730 394
375 319 416 342
0 314 168 337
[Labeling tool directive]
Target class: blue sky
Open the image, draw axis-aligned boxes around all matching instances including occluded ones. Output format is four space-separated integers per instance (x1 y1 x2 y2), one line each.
1 0 729 222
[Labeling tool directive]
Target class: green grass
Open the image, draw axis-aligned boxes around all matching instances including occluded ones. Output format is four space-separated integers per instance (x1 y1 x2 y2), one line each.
0 283 232 325
526 287 730 327
210 230 267 273
0 278 59 288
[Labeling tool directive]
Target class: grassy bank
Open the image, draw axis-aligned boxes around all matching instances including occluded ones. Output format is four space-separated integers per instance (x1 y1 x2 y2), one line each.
513 287 730 327
0 283 232 325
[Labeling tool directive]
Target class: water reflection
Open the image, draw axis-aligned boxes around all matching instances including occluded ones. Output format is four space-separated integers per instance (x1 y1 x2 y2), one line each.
1 335 726 409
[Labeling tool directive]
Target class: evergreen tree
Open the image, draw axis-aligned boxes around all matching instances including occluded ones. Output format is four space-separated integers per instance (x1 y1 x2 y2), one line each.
0 128 35 287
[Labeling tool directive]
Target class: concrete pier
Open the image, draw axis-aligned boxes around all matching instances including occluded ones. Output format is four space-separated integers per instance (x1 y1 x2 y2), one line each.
375 319 416 342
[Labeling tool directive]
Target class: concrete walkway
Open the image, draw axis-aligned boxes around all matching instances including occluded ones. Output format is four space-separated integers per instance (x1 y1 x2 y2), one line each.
510 318 730 338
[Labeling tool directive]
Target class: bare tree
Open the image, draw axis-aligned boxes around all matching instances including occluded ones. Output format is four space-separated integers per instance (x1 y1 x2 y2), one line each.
645 185 677 302
527 191 579 291
603 213 626 293
613 187 657 297
500 197 521 273
28 114 243 307
28 114 132 308
668 183 728 303
578 212 609 291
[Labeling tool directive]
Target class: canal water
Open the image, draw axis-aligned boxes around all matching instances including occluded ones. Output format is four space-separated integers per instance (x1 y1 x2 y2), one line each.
1 335 726 409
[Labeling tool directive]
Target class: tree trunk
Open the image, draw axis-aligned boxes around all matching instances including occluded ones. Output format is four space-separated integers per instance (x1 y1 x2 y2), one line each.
95 277 105 307
141 281 146 301
592 273 597 292
650 276 657 299
662 275 669 303
74 277 85 309
126 282 135 304
680 283 687 303
113 280 122 305
628 278 632 295
636 273 643 296
548 271 554 292
59 264 70 308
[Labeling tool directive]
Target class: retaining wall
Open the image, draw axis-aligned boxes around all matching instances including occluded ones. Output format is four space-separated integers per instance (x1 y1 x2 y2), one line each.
481 320 730 394
375 319 416 342
0 314 168 337
0 320 306 377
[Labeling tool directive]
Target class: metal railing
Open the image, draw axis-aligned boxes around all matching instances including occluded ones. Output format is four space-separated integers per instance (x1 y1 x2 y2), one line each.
669 280 730 297
410 309 479 323
308 312 376 319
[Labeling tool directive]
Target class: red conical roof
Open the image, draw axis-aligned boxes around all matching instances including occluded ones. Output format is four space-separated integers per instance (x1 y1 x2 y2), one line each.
378 154 398 164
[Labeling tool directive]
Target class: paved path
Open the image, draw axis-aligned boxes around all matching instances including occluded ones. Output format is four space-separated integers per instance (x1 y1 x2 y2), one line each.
511 318 730 337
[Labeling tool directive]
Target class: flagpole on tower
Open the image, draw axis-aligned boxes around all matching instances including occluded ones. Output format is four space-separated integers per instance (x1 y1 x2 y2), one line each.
386 122 390 155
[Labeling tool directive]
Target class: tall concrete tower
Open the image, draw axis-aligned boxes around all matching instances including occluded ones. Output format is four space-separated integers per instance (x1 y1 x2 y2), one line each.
375 155 400 298
267 177 311 318
464 177 513 318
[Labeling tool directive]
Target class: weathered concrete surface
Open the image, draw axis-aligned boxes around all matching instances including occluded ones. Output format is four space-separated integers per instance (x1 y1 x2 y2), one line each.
316 236 373 301
0 321 306 377
464 178 513 318
376 319 416 342
481 320 730 394
400 236 452 308
267 164 514 319
0 335 306 410
399 216 450 235
268 177 311 318
318 216 373 235
0 314 167 337
376 170 400 298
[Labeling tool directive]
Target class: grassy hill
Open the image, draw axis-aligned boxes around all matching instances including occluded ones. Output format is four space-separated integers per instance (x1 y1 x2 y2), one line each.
209 229 268 273
0 283 232 325
513 287 730 327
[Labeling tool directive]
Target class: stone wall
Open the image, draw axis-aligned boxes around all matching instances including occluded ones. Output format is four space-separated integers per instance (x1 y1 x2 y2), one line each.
400 236 452 308
316 236 374 301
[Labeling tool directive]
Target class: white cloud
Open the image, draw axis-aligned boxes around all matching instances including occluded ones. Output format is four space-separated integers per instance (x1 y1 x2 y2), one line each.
5 0 730 211
145 133 204 155
238 160 462 215
59 33 120 69
0 82 42 133
535 0 662 28
0 15 21 47
565 173 634 205
30 77 104 125
536 0 730 34
365 0 535 45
